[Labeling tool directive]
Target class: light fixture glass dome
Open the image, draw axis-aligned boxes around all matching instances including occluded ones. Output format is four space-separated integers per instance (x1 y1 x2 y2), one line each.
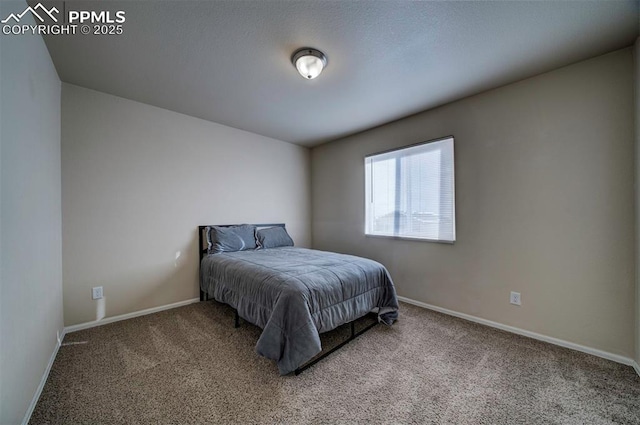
292 48 327 80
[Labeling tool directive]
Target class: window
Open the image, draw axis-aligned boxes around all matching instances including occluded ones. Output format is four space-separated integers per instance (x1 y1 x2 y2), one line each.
365 136 455 242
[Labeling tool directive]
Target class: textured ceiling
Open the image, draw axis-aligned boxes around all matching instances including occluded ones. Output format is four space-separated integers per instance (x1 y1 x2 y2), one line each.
39 1 638 146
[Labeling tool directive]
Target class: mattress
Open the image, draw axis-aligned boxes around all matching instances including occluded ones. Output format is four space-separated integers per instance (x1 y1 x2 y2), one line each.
200 246 399 374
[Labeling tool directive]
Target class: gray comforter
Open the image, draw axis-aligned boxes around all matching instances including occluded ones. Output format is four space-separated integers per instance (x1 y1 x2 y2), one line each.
200 247 399 375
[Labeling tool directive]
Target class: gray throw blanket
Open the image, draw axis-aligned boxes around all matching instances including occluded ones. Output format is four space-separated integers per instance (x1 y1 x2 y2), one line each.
200 247 399 374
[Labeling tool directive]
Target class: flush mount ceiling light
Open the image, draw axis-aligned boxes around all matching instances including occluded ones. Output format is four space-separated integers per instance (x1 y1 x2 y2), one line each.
292 48 327 80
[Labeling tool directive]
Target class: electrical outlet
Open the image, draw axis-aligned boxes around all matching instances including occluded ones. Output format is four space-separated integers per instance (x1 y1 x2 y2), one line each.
510 291 521 306
92 286 103 300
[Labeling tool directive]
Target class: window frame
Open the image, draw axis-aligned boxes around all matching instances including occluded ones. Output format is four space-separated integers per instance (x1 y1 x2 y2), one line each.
364 135 456 244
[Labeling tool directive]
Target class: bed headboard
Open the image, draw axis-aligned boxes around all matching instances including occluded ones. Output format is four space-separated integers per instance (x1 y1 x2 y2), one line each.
198 223 286 261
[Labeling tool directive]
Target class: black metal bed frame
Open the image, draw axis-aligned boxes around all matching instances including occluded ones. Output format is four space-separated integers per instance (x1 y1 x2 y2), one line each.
197 223 379 375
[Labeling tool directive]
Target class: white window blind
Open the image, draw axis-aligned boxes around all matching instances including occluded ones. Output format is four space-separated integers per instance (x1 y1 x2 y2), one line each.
365 137 455 242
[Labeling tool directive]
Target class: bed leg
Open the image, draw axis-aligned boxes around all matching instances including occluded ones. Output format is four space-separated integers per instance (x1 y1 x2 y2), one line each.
200 290 207 301
234 310 240 328
294 315 379 375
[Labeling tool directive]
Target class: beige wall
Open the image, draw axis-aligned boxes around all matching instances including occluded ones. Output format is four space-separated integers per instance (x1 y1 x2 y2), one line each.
635 37 640 366
0 1 63 422
312 48 635 358
62 84 311 326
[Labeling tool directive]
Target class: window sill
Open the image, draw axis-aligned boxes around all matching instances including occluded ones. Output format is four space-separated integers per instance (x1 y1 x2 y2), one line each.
364 234 455 244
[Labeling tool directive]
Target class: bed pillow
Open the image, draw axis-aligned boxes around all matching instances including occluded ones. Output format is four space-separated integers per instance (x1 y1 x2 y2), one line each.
208 224 257 254
257 226 294 249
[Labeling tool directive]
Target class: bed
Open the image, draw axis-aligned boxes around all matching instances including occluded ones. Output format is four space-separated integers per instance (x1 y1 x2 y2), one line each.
199 224 399 375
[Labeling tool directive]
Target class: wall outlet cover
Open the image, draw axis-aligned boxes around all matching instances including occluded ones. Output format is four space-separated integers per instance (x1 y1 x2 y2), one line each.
92 286 103 300
510 291 521 306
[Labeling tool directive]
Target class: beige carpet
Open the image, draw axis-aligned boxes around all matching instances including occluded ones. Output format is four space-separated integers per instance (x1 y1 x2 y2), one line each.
30 301 640 424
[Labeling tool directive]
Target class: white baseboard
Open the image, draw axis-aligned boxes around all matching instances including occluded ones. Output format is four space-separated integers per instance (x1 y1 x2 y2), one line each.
397 296 637 369
64 298 200 334
22 329 65 425
633 361 640 377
